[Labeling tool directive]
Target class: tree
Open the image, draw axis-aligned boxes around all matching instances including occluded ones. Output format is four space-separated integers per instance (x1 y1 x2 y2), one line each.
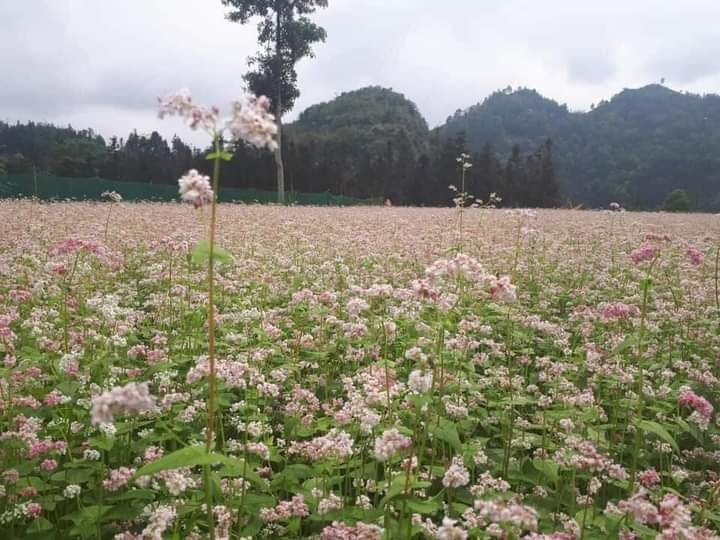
538 138 559 207
663 189 692 212
222 0 328 203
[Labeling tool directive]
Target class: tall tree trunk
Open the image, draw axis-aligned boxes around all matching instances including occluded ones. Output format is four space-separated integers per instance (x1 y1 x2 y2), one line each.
274 4 285 204
275 106 285 204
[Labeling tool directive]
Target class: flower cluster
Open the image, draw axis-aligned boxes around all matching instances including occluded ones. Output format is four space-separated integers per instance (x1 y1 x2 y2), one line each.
178 169 214 209
90 382 157 425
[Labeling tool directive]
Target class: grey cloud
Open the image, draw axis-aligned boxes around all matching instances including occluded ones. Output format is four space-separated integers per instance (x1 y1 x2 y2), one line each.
643 36 720 85
2 0 720 145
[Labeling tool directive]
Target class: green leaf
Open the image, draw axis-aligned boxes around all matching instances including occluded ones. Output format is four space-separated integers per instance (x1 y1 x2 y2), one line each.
190 240 234 266
633 419 679 453
88 435 115 452
206 150 233 161
612 335 637 355
50 467 95 485
106 489 157 502
532 458 559 484
429 418 463 452
135 446 224 477
379 474 431 507
26 517 54 532
406 496 442 514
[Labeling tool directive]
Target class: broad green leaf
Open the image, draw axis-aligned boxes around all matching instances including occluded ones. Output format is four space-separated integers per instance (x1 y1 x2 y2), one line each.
429 418 463 452
89 435 115 452
190 239 234 266
26 517 54 533
406 496 442 514
135 446 223 477
532 458 559 484
633 419 679 453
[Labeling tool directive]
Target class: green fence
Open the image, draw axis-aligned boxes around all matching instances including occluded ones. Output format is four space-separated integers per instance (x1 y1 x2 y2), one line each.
0 173 377 206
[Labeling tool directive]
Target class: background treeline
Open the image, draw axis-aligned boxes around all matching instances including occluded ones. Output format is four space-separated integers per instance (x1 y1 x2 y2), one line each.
2 84 719 209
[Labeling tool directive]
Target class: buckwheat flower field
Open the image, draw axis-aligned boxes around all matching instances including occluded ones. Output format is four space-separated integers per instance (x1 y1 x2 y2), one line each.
0 200 718 539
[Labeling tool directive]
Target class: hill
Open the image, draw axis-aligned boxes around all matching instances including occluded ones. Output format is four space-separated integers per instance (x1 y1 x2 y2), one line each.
438 84 720 209
285 86 431 200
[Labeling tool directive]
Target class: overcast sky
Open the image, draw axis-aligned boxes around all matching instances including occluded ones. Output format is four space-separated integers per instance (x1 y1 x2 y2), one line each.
2 0 720 147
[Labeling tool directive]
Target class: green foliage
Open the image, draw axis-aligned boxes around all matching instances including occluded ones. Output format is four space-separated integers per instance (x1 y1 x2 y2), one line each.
439 84 720 210
190 240 235 267
663 189 692 212
287 86 430 200
220 0 329 114
4 84 719 209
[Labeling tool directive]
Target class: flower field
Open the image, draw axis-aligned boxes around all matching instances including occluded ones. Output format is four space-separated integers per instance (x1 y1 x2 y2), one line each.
0 200 718 539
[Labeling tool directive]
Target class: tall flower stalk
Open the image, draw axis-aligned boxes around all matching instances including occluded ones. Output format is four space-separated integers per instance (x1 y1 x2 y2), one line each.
714 244 719 313
158 88 277 539
451 153 473 252
627 244 660 491
101 190 122 242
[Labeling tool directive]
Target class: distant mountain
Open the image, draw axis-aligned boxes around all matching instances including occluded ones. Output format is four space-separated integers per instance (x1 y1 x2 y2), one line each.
3 84 720 209
437 84 720 209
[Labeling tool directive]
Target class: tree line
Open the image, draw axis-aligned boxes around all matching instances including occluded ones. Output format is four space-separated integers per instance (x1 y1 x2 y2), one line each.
0 116 560 207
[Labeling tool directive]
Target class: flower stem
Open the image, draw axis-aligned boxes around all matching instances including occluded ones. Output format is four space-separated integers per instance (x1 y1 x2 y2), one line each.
628 259 656 492
104 205 112 243
714 244 719 313
204 135 222 540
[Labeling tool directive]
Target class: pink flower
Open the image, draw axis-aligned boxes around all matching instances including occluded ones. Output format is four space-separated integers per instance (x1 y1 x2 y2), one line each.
259 495 309 522
103 467 136 491
24 502 43 519
50 238 107 258
158 88 219 132
686 246 704 266
320 521 383 539
43 390 64 406
678 389 714 419
630 243 659 264
40 459 58 471
600 302 638 321
288 429 354 461
637 468 661 488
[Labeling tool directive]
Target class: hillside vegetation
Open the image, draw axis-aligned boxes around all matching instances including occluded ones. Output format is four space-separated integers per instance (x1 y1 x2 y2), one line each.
2 84 719 209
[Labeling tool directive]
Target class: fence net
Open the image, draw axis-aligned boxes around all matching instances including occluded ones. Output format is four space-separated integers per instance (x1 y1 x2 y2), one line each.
0 173 378 206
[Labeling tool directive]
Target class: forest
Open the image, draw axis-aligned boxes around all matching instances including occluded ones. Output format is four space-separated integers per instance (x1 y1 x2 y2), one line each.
2 84 719 209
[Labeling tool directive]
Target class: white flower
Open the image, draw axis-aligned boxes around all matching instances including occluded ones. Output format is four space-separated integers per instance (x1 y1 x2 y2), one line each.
90 382 157 426
101 190 123 203
442 456 470 488
63 484 81 498
142 504 177 540
83 449 101 461
178 169 214 209
408 370 433 393
373 428 412 461
158 89 219 132
227 95 278 151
